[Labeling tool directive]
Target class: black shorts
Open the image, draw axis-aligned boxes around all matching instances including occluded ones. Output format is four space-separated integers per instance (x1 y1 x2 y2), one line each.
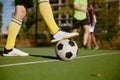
72 18 88 29
15 0 34 8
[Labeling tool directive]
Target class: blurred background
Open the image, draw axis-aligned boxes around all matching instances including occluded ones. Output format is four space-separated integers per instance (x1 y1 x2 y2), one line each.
0 0 120 49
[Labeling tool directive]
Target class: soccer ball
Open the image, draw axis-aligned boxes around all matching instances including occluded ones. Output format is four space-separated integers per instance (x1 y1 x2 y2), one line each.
55 39 78 61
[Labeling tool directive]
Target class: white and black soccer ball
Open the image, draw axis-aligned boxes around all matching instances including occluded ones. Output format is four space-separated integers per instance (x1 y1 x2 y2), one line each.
55 39 78 61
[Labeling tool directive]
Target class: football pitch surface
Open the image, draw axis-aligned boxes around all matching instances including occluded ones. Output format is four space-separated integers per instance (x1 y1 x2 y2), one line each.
0 47 120 80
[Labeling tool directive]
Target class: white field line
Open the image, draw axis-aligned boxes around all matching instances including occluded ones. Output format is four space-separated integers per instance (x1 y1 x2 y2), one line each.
0 52 120 68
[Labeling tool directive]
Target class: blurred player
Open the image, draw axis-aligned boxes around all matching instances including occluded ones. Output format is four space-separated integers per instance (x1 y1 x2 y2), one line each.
87 4 99 49
72 0 89 49
2 0 79 56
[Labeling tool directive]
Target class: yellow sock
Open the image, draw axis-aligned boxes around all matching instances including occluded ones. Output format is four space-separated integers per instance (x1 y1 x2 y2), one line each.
5 16 22 50
38 0 59 34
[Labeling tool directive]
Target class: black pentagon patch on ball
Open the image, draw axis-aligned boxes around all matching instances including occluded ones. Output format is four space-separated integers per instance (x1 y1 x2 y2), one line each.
57 43 63 50
65 52 73 58
68 40 75 46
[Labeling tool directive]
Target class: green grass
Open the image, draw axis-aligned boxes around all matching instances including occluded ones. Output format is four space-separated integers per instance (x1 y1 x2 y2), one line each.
0 47 120 80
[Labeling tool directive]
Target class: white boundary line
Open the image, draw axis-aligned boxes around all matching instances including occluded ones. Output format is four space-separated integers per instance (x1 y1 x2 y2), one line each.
0 52 120 68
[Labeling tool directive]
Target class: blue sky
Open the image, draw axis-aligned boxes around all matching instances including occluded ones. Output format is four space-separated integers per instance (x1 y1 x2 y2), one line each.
0 0 15 32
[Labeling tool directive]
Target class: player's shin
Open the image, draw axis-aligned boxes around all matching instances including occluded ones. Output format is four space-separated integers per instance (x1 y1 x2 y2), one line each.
5 16 22 50
38 0 59 34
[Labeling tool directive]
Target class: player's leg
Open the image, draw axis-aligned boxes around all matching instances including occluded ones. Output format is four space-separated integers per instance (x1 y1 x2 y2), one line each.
38 0 59 34
87 24 93 49
87 32 92 49
79 18 90 49
3 4 29 56
91 33 99 49
38 0 79 43
3 0 34 56
5 5 26 49
90 25 99 49
82 24 89 48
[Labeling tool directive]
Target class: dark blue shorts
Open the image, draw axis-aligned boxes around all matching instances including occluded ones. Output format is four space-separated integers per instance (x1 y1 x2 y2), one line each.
15 0 34 8
72 18 89 29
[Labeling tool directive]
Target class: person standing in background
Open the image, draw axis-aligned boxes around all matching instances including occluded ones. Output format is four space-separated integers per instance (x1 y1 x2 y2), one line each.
72 0 89 49
87 4 99 49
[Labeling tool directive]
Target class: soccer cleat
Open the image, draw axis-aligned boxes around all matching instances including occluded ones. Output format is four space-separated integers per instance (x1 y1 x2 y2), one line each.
94 46 99 50
3 48 29 56
80 45 88 49
51 30 79 43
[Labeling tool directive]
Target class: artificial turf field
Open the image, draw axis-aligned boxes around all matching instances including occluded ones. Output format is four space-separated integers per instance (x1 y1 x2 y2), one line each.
0 47 120 80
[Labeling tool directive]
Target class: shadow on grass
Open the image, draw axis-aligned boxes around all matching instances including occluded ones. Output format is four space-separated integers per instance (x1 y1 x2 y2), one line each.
0 51 61 60
29 54 60 60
